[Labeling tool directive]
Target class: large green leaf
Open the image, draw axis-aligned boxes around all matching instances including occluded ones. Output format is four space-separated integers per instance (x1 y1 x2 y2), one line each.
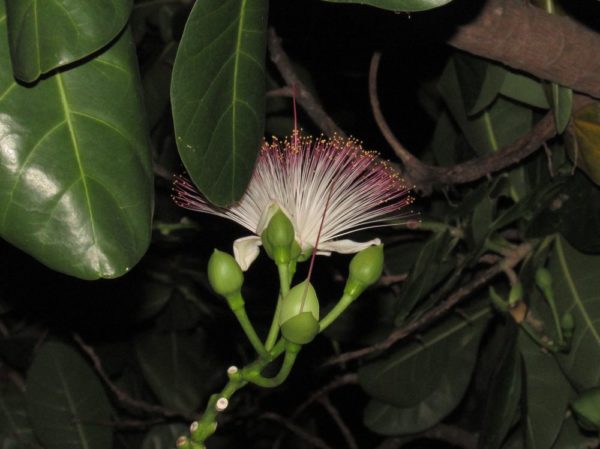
0 9 153 280
321 0 453 12
439 57 533 157
478 324 522 449
26 341 112 449
135 330 216 415
453 53 506 116
519 332 571 449
361 304 491 435
549 236 600 389
0 383 35 448
171 0 268 206
5 0 133 82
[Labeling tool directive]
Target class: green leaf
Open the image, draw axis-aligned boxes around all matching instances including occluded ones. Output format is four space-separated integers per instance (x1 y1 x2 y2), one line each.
171 0 268 206
26 341 112 449
500 72 549 109
548 83 572 134
549 236 600 389
0 383 35 448
393 231 455 324
551 414 600 449
527 173 600 254
519 331 571 449
0 11 153 280
453 53 506 116
361 304 491 435
478 324 522 449
5 0 133 83
135 330 216 415
320 0 453 12
439 57 533 157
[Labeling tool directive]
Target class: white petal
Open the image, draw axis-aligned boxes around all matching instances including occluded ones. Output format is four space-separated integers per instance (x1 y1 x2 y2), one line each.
233 236 262 271
319 238 382 254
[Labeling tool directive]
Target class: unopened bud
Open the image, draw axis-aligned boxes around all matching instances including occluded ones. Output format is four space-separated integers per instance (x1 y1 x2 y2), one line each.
535 267 552 292
207 250 244 306
279 280 320 345
263 210 295 264
344 245 384 299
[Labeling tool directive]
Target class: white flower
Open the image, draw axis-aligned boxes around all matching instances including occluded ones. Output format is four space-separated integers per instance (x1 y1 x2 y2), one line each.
173 134 413 270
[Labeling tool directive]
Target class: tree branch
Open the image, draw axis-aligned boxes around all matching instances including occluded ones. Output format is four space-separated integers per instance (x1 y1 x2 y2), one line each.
73 334 193 420
325 243 532 366
267 28 347 139
448 0 600 100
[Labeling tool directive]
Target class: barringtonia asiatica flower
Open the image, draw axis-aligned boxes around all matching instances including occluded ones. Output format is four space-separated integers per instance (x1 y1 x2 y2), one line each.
173 134 413 270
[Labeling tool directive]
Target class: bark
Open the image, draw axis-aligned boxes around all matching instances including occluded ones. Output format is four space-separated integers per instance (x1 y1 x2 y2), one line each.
448 0 600 99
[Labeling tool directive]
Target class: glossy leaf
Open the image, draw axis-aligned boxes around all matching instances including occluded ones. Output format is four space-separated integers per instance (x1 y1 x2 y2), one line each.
570 102 600 185
549 236 600 389
0 383 35 448
439 57 533 157
500 72 549 109
361 304 491 435
26 341 112 449
5 0 133 82
548 83 572 134
0 10 153 280
321 0 453 12
453 53 506 116
527 173 600 253
135 330 216 415
393 231 455 324
519 332 571 449
478 324 522 449
551 414 600 449
171 0 268 206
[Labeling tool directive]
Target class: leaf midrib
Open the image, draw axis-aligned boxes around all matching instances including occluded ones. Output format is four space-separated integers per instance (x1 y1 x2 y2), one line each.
55 73 99 261
556 238 600 347
230 0 249 199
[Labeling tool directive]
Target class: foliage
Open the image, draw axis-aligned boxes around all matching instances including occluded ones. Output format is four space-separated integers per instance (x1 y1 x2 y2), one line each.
2 1 600 449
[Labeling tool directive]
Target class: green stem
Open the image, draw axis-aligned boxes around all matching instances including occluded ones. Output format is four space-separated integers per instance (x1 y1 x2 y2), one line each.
264 295 282 351
520 322 560 353
542 288 565 345
264 264 292 350
243 342 300 388
232 307 269 358
188 340 286 446
318 293 354 332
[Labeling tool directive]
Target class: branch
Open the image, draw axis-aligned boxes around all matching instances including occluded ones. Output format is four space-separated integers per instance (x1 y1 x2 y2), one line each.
325 243 532 366
368 51 563 191
448 0 600 100
318 397 359 449
267 28 347 139
73 334 193 420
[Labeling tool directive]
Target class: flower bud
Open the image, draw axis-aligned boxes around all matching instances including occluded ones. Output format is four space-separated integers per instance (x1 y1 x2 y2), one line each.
208 249 244 298
572 387 600 431
535 267 552 292
344 245 384 299
279 280 320 345
561 312 575 338
263 210 295 265
507 282 523 307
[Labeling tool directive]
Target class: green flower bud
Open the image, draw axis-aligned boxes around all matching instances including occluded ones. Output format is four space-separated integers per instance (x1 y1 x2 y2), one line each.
561 312 575 339
208 249 244 298
489 286 508 312
281 312 320 345
344 245 384 299
263 210 295 264
279 280 320 345
572 387 600 431
508 282 523 307
535 267 553 291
